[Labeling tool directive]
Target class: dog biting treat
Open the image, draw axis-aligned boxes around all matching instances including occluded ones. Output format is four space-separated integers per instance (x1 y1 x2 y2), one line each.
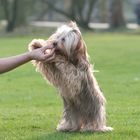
45 48 52 54
28 21 113 132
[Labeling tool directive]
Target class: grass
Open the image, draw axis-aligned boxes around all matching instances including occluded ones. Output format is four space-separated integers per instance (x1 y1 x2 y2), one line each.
0 33 140 140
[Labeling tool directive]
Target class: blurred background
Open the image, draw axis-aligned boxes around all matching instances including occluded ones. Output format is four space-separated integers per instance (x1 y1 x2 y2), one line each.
1 1 140 139
0 0 140 34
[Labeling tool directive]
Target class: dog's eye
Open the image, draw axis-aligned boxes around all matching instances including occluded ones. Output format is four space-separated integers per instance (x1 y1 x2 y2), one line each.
61 38 65 42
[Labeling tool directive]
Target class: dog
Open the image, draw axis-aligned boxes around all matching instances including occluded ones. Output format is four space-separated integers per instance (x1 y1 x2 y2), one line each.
28 22 113 132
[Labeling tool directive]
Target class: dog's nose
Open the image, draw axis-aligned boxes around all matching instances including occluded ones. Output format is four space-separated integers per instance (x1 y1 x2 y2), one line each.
53 42 57 47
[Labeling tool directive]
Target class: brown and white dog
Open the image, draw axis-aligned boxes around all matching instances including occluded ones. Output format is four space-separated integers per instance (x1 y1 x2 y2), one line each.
28 22 113 132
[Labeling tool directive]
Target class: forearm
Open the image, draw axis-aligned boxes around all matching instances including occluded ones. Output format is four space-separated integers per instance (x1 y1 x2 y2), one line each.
0 45 54 74
0 52 31 74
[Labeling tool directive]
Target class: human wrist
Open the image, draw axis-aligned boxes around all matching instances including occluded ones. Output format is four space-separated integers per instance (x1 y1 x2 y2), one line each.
26 51 33 61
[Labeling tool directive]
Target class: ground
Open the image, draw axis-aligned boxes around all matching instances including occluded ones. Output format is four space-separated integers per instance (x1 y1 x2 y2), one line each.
0 33 140 140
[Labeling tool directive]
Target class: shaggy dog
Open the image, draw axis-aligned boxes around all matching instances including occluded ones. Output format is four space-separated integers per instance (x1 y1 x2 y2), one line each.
28 22 113 132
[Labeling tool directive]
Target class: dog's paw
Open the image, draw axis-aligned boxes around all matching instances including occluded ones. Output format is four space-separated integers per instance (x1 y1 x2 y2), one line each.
56 119 79 132
81 124 113 133
28 39 46 51
57 121 70 132
99 126 113 132
92 126 113 132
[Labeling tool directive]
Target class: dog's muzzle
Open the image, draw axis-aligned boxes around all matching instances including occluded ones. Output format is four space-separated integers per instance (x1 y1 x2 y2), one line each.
53 42 58 47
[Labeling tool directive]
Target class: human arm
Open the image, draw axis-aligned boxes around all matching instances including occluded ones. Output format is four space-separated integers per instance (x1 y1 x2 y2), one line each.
0 46 54 74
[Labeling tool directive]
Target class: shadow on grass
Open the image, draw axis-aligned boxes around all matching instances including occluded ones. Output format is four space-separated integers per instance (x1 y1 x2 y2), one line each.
34 131 106 140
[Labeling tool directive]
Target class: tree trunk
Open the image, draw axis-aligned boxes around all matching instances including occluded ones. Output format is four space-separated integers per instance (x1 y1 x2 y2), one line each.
42 0 97 30
16 0 27 27
109 0 125 28
2 0 18 32
8 0 18 32
99 0 108 22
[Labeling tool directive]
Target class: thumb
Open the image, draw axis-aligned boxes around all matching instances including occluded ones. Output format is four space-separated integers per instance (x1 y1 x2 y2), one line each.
44 49 55 59
41 45 53 51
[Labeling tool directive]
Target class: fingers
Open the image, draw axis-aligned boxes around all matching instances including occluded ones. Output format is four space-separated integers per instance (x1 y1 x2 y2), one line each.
30 44 55 62
41 48 55 61
41 45 54 51
43 52 55 63
44 49 55 58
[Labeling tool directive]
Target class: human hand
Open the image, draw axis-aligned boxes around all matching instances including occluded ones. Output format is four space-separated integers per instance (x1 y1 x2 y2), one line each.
29 46 55 61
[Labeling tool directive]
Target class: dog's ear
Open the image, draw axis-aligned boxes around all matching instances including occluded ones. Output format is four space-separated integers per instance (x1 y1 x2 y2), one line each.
68 21 81 34
28 39 46 51
70 39 89 70
76 39 87 60
76 40 89 70
68 21 77 28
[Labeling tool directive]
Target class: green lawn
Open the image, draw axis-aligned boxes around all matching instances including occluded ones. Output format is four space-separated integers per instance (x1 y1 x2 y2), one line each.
0 33 140 140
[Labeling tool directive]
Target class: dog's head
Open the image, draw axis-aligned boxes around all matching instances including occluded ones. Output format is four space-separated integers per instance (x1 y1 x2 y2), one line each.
28 22 89 69
49 22 88 65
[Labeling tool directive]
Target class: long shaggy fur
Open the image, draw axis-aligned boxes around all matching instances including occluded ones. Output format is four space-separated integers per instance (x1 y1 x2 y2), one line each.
28 22 113 132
